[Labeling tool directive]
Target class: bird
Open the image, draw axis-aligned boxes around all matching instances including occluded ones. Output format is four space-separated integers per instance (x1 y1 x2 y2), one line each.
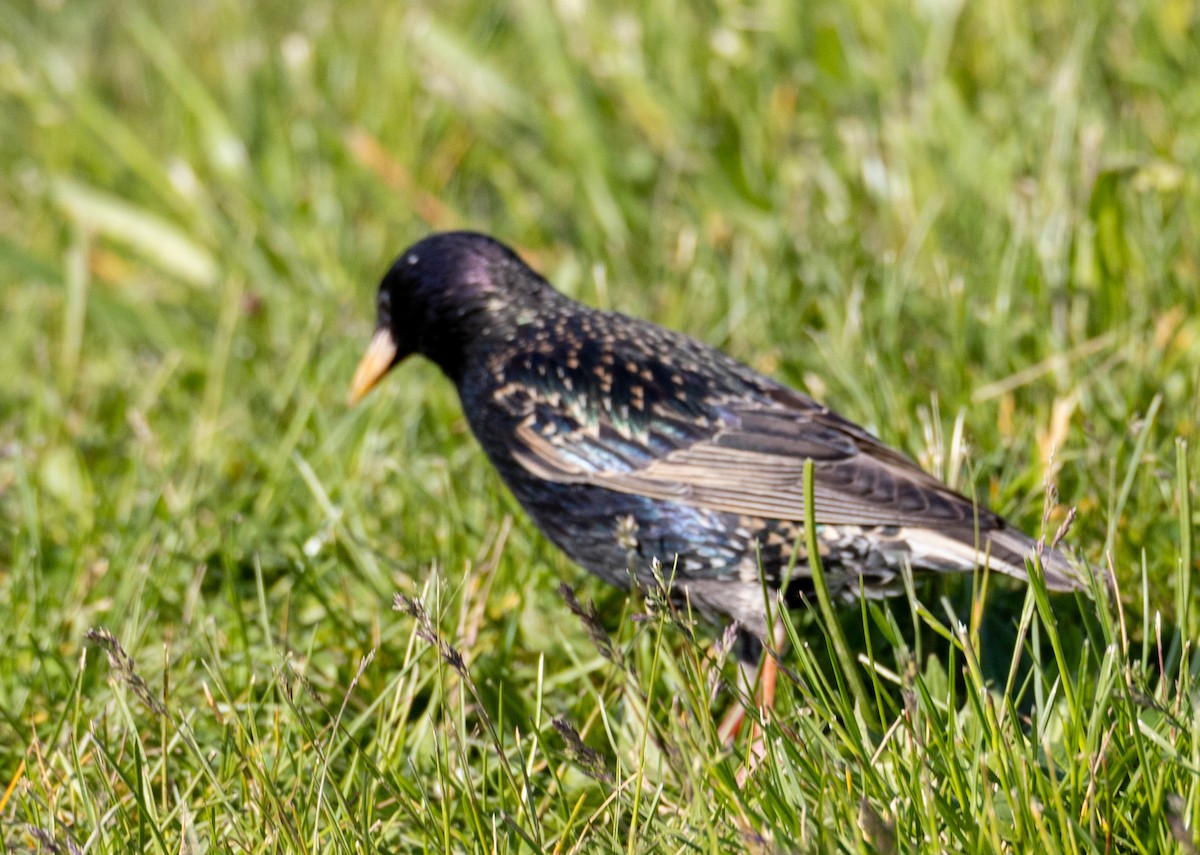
349 230 1083 713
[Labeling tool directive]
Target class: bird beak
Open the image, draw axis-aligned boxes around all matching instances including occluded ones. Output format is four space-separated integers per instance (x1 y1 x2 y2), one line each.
348 328 399 405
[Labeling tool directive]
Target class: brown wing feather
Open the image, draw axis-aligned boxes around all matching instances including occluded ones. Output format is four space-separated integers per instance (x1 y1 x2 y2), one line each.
512 401 1002 530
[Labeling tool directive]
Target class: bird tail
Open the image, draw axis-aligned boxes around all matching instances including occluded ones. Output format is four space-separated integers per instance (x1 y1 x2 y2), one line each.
905 525 1086 592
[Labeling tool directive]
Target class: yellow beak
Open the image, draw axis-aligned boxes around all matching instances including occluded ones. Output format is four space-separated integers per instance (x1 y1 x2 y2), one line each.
348 328 399 405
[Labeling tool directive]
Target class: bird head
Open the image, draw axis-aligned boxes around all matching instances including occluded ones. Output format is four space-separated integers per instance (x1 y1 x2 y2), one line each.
348 231 555 403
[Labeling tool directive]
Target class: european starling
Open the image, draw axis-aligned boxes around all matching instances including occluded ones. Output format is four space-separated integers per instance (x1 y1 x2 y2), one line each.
350 231 1082 655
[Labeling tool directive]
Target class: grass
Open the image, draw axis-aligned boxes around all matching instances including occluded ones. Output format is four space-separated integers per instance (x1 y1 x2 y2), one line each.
1 0 1198 850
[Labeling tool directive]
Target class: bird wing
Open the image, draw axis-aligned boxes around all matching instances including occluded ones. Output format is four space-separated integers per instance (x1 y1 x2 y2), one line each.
509 387 1002 531
492 327 1083 591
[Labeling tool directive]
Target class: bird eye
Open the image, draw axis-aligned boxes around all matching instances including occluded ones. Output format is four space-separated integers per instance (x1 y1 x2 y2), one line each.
407 253 419 266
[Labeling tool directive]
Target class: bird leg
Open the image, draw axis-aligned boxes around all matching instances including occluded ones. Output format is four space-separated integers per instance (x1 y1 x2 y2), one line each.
716 621 787 745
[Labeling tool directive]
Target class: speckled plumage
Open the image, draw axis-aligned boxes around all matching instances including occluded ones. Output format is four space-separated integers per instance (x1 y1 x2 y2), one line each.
356 231 1082 649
